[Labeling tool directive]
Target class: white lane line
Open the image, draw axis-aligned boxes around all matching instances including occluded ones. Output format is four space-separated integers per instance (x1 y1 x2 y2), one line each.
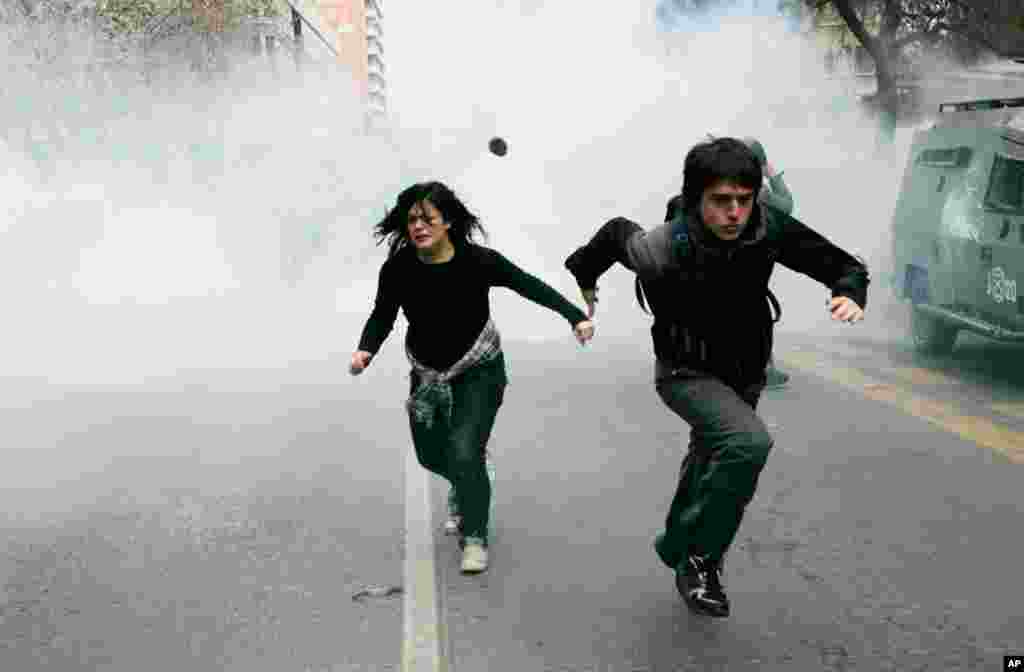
402 447 449 672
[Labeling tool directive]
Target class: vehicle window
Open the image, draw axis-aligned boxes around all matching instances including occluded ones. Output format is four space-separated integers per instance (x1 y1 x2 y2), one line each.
985 154 1024 213
916 147 970 167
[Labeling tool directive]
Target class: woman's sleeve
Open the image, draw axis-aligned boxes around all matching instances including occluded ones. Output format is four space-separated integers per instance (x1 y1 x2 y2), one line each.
357 260 402 354
488 250 589 326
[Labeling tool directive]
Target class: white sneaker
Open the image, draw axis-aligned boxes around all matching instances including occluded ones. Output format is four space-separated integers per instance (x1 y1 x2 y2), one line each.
460 540 488 574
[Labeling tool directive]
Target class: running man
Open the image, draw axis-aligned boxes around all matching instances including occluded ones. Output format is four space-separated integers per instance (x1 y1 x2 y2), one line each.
564 137 868 616
351 181 594 574
667 136 796 388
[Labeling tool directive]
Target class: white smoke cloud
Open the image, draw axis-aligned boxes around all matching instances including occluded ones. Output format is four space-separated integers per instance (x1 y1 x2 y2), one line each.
386 1 909 344
0 0 922 389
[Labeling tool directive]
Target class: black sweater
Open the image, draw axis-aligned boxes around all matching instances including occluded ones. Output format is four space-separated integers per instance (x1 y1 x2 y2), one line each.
358 243 588 370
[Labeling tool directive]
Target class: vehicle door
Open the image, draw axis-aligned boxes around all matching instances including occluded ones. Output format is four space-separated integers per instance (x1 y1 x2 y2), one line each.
978 139 1024 330
930 146 977 309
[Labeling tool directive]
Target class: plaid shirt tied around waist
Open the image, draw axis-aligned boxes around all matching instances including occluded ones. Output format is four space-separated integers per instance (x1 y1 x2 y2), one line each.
405 318 502 429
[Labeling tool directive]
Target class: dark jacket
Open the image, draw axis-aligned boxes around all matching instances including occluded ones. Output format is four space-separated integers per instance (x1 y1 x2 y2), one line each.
565 202 869 387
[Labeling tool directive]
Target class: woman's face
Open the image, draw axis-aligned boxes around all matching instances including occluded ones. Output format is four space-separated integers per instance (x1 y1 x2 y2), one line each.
407 199 452 252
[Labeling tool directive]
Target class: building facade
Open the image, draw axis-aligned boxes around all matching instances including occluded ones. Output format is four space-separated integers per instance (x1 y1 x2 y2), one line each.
364 0 384 124
308 0 385 127
246 0 385 127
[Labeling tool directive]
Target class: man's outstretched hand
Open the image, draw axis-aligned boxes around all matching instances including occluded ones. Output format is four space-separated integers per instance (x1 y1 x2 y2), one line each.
349 350 373 375
829 296 864 324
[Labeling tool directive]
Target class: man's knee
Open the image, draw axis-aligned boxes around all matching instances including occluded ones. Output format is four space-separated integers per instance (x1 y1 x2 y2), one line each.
716 427 773 474
704 429 772 499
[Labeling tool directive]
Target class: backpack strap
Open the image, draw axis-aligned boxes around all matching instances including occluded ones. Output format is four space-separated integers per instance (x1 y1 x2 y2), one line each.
767 288 782 323
633 213 690 315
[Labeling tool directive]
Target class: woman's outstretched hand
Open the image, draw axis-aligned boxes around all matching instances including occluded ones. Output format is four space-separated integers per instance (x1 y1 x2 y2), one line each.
574 320 595 346
350 350 373 375
581 288 598 318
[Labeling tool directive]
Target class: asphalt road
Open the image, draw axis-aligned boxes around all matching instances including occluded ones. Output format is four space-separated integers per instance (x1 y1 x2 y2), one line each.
2 318 1023 671
441 326 1024 672
0 361 408 672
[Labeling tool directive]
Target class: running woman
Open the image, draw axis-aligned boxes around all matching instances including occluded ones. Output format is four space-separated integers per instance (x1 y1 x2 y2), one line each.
350 181 594 574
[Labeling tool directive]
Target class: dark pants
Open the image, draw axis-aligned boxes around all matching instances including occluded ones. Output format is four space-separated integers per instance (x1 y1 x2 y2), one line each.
655 370 773 567
408 354 507 543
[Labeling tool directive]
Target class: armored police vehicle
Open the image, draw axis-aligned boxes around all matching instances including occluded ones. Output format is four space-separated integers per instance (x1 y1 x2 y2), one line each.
890 94 1024 353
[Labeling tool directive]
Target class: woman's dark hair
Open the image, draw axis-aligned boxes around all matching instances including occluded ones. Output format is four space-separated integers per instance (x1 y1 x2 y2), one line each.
680 137 762 211
373 181 487 258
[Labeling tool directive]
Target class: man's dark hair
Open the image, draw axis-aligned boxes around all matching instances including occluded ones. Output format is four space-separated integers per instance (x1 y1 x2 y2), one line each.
373 181 488 258
680 137 762 211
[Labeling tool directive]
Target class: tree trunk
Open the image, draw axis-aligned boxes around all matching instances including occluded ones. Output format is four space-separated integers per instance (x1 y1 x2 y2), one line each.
830 0 898 145
876 0 902 145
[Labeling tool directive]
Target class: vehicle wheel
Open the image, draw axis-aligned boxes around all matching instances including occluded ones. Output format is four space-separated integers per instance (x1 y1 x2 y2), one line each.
910 306 958 354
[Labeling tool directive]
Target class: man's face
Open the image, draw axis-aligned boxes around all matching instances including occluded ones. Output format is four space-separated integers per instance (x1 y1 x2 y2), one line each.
700 180 755 242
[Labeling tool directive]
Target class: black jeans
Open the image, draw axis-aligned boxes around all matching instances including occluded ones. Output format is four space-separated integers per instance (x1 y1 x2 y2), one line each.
408 353 507 543
655 369 773 566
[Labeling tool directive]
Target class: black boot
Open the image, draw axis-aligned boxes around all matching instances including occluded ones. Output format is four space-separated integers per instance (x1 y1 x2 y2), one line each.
676 554 730 617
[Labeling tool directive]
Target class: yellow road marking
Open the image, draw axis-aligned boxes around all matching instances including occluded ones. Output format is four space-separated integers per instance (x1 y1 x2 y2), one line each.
778 350 1024 464
800 341 961 386
991 401 1024 419
886 366 961 387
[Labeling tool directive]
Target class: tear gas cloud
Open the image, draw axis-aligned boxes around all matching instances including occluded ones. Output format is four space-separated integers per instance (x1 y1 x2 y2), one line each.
0 0 916 394
1 19 401 385
388 0 911 345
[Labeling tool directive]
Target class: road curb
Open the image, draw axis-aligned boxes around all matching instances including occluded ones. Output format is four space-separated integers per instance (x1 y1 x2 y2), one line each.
402 447 450 671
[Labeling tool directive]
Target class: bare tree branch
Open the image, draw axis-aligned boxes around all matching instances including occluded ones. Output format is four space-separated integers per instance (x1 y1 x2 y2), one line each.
933 20 1002 55
829 0 880 57
902 6 948 24
889 29 937 51
790 0 1023 131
